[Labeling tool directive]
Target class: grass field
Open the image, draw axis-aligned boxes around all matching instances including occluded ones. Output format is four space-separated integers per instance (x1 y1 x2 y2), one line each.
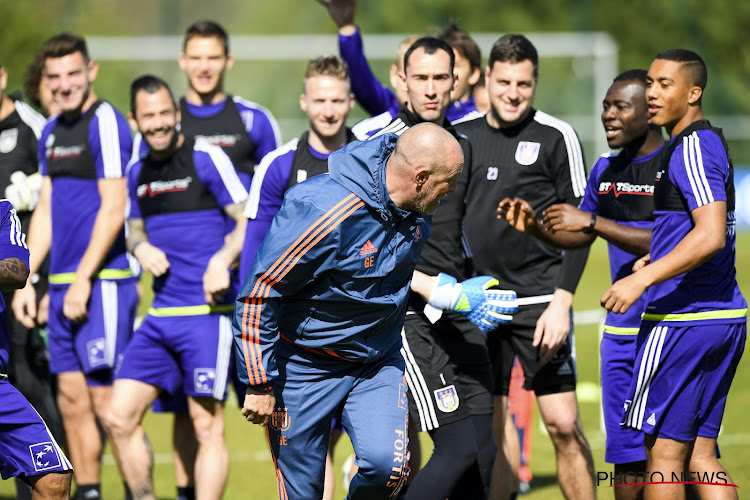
2 235 749 499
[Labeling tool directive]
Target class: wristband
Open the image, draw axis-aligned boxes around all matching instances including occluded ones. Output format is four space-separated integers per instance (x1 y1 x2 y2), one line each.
582 213 597 234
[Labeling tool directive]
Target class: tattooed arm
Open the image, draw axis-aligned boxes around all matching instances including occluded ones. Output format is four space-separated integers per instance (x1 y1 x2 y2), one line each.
0 257 30 293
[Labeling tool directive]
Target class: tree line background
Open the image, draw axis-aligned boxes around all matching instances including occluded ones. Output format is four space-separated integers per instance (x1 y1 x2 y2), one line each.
2 0 749 162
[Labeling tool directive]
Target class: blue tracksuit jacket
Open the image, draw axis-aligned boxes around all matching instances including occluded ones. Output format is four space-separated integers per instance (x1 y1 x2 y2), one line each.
233 134 430 390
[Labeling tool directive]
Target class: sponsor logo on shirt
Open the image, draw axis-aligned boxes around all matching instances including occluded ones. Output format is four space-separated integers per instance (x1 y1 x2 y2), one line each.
515 141 540 166
137 176 193 198
29 442 61 472
194 133 240 148
49 144 86 161
598 181 655 197
359 240 378 256
0 128 18 153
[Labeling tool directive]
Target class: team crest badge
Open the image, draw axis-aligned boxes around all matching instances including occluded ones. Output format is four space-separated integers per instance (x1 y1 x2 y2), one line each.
0 128 18 153
29 442 61 472
193 368 216 394
414 225 423 242
86 338 106 367
434 385 459 413
515 141 540 166
270 407 291 431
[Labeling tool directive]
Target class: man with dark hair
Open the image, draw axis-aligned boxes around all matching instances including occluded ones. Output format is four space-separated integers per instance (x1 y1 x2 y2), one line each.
178 19 280 189
152 21 280 498
499 68 666 500
362 37 517 500
603 49 745 500
0 198 74 500
12 33 137 500
455 34 595 500
318 0 482 126
107 75 247 500
235 123 465 499
240 55 356 279
1 60 66 500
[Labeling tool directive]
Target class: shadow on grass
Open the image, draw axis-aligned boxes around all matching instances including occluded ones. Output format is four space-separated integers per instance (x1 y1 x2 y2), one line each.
528 473 560 491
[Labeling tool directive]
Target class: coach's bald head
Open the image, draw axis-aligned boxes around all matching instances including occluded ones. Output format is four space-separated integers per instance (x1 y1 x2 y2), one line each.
386 122 463 215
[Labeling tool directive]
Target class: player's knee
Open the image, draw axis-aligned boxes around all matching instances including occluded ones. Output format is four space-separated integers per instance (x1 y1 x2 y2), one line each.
356 446 408 489
190 412 223 444
105 404 137 439
545 413 584 447
30 471 72 500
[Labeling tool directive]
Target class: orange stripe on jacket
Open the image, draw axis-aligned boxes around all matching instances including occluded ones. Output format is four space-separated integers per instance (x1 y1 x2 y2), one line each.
249 198 365 382
266 427 288 500
240 193 365 385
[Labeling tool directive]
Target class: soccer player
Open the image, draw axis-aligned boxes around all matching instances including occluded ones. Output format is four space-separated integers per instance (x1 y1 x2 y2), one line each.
602 49 746 500
499 69 666 500
0 198 73 500
235 123 465 499
454 34 595 500
240 55 356 279
1 60 66 500
178 20 281 189
364 37 516 499
318 0 482 126
107 75 248 500
11 33 137 500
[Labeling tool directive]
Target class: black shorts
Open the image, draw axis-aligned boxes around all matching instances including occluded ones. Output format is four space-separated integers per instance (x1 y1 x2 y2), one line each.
487 303 577 397
401 311 493 432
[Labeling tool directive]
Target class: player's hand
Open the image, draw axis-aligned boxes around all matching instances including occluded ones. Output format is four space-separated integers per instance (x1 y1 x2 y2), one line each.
428 273 517 332
316 0 355 30
12 282 37 329
601 273 649 314
134 242 170 277
242 389 276 427
542 204 591 232
497 198 538 234
533 290 572 364
633 253 650 272
63 278 91 323
37 291 50 325
203 255 230 306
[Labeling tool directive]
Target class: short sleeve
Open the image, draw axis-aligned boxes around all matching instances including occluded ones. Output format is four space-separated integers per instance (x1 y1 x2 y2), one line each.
193 141 249 208
668 130 728 211
89 102 133 179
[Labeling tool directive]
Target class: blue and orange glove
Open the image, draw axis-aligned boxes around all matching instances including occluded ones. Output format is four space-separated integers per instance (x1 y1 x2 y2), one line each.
427 273 517 332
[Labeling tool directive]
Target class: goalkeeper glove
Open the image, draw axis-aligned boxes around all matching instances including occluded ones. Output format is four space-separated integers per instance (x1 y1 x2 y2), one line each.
427 273 517 332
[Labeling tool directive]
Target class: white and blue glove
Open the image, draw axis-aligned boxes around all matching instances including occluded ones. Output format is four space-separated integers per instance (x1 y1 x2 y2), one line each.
426 273 518 332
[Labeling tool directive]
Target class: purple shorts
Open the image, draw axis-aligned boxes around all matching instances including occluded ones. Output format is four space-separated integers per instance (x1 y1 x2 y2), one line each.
622 322 746 441
116 313 232 400
48 279 137 385
600 335 645 464
0 380 72 479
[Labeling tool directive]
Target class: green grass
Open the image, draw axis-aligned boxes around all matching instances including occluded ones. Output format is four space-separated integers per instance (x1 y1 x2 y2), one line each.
2 235 750 499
